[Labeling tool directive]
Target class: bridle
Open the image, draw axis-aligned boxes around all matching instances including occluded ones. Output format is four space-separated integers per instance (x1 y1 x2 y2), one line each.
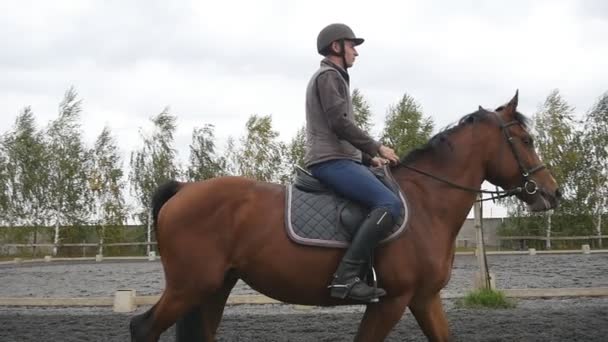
400 110 546 202
495 112 546 196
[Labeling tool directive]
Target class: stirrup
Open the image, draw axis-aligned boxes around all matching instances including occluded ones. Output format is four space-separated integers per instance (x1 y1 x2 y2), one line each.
328 277 384 303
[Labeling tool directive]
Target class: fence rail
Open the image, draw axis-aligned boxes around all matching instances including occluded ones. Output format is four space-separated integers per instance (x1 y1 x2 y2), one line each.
1 242 157 248
497 235 608 241
2 287 608 311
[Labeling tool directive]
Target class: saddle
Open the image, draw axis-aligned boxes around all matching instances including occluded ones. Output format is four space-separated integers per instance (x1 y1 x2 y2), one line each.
284 165 410 248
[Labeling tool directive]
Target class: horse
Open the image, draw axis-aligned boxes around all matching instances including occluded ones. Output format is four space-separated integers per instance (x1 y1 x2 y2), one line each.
129 92 560 341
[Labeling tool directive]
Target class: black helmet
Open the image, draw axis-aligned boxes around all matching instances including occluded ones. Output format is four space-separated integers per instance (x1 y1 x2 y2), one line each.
316 23 364 55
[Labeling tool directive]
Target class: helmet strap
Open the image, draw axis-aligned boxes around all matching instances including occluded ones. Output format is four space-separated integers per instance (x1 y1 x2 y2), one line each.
340 39 349 72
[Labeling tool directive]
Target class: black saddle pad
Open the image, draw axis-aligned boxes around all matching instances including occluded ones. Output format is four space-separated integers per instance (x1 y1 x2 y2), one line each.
284 165 410 248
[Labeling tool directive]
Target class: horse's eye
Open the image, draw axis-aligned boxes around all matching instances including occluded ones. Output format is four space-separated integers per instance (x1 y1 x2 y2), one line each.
522 137 533 146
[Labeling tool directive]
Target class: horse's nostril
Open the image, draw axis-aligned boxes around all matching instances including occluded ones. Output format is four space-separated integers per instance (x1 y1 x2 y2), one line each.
555 188 562 198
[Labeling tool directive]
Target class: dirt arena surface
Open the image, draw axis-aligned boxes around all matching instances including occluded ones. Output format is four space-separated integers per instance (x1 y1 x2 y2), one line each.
1 254 607 341
1 254 607 298
0 298 607 341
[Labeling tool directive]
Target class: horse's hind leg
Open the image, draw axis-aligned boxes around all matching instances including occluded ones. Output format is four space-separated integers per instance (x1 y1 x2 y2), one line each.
409 293 451 342
131 260 228 341
176 275 238 342
130 286 201 342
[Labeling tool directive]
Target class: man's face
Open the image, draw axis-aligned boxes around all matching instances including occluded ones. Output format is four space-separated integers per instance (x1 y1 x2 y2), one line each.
332 40 359 68
343 40 359 67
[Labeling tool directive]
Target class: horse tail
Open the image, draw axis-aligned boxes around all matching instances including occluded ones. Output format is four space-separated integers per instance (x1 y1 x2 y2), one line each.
151 180 182 250
151 180 182 227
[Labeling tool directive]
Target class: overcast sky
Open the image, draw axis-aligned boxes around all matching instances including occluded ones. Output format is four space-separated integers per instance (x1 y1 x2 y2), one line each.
1 0 607 217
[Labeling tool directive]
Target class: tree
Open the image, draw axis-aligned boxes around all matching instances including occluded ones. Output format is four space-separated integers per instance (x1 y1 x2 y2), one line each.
381 93 434 157
524 90 580 247
237 114 284 182
277 125 306 184
1 107 50 252
186 124 225 181
0 142 9 226
352 88 373 134
222 136 240 176
287 126 306 168
45 88 92 255
90 126 127 253
580 92 608 246
129 107 181 226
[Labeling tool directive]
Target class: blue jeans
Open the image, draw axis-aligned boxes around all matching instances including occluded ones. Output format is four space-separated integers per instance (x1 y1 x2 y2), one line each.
309 159 401 220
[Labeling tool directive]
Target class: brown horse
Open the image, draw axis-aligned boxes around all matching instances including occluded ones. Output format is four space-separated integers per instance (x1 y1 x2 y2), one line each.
130 92 560 341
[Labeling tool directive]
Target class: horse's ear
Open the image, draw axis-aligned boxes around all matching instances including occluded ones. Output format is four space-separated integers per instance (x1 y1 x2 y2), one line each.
500 90 519 118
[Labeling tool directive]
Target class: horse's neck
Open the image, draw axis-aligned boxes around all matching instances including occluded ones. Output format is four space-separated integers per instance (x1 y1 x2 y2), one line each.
395 148 486 247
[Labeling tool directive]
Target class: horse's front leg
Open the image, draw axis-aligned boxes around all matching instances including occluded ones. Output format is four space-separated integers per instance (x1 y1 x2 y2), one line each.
409 293 451 342
354 295 410 342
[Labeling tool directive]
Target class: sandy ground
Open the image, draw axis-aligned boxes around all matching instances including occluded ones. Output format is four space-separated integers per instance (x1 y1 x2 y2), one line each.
1 254 607 298
0 298 607 341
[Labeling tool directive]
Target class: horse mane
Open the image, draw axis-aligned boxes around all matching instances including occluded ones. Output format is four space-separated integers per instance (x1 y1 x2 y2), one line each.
399 107 530 165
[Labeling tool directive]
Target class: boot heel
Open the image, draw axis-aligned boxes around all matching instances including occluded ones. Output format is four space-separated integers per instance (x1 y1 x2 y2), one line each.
329 286 349 299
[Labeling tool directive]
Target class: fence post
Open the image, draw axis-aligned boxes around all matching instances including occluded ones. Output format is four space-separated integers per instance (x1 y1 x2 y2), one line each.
546 211 552 250
582 244 591 255
53 221 59 256
598 213 603 249
98 225 105 257
146 210 152 256
474 195 492 289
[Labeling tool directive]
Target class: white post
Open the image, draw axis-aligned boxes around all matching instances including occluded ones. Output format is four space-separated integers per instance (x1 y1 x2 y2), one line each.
53 221 59 256
582 244 591 255
546 211 552 250
113 289 136 312
146 210 152 255
598 212 603 249
474 195 490 289
98 225 105 257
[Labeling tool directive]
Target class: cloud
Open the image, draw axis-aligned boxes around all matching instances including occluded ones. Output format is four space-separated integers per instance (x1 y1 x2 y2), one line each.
0 0 606 217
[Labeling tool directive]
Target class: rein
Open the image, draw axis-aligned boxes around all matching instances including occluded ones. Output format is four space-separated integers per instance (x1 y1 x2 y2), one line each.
399 164 522 203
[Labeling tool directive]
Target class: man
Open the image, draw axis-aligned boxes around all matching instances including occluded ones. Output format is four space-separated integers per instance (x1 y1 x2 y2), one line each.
304 23 402 302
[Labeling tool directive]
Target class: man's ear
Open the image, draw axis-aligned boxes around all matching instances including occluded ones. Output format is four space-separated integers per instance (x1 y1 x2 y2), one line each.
331 41 342 54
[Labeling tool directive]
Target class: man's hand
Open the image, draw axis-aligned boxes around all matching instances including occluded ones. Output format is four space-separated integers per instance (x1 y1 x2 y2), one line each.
378 145 399 165
370 157 389 167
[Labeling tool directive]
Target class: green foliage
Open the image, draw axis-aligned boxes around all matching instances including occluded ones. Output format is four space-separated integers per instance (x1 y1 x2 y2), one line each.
186 124 225 181
129 107 181 224
533 90 578 199
352 88 373 134
276 126 307 184
1 107 50 226
237 114 284 182
222 136 240 176
457 288 515 309
45 87 92 227
381 93 434 157
0 144 8 225
90 126 127 244
288 126 306 168
580 92 608 219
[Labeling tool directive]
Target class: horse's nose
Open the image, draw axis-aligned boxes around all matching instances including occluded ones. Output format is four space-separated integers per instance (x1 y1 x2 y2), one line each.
555 188 562 199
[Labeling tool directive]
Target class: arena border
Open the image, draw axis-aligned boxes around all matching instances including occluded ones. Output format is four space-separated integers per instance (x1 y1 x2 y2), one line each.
1 288 608 311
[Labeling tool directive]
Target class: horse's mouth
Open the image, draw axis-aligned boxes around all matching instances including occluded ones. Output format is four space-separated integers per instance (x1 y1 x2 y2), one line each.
526 189 559 212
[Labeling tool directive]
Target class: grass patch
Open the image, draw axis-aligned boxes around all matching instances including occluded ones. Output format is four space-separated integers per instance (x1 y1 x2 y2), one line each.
457 288 516 309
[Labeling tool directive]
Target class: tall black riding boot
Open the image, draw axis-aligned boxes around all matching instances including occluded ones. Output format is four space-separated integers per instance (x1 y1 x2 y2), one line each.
329 207 395 302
